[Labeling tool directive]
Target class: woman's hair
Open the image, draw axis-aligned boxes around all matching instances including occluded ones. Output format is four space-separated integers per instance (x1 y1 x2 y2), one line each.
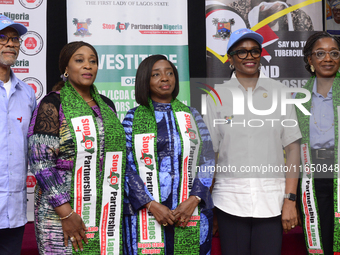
52 41 99 91
303 31 340 75
135 54 179 106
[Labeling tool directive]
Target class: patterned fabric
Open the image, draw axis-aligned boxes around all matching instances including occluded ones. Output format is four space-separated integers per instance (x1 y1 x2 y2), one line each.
228 0 314 31
122 101 214 255
295 73 340 254
28 87 124 255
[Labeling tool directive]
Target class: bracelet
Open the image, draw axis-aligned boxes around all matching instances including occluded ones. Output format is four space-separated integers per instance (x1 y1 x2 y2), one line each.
195 196 201 202
147 201 153 211
60 209 74 220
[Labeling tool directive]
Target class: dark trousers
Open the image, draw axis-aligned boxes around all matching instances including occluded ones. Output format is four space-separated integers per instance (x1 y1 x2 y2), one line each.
215 208 282 255
0 226 25 255
313 178 334 255
311 154 334 255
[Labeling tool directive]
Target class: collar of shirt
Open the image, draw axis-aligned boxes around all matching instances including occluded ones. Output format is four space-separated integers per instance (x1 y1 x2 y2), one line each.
0 70 22 87
10 70 24 90
312 78 333 100
230 71 269 93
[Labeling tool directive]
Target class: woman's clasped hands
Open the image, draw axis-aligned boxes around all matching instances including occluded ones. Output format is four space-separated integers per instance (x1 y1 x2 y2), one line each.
146 195 200 228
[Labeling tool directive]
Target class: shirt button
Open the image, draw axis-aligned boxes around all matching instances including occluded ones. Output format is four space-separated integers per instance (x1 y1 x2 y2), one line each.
9 131 11 134
9 152 12 155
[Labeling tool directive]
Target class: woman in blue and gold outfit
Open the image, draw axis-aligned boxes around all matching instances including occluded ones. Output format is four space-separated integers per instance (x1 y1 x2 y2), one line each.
122 55 214 255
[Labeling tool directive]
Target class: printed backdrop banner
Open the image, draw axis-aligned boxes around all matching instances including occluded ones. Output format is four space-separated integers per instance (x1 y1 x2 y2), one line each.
67 0 190 121
326 0 340 35
206 0 323 85
0 0 47 222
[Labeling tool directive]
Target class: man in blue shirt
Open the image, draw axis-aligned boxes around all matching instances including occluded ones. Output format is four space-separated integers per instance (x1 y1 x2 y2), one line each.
0 15 37 255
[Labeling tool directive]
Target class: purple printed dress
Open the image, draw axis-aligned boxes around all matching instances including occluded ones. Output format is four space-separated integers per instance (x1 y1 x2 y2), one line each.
28 92 116 254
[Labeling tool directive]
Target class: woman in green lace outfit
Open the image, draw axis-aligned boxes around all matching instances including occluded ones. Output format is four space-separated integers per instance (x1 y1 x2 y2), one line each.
295 32 340 255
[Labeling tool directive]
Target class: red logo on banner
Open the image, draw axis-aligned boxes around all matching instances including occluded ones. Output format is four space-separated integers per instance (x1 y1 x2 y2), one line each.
28 83 37 93
26 176 37 188
27 0 36 2
24 37 37 49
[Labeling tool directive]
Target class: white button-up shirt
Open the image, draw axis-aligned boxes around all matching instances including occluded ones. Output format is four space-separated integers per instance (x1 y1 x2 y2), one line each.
204 72 301 218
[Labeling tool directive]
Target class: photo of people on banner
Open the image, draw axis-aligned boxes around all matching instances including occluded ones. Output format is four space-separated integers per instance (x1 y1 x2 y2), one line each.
206 0 322 81
326 0 340 35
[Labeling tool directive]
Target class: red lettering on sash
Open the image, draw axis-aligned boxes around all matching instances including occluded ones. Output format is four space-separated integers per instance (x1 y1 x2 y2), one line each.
81 118 91 136
302 192 313 246
87 227 99 232
86 233 95 238
184 114 192 129
76 167 83 216
141 249 161 254
190 216 200 221
142 136 150 154
138 243 151 248
142 208 148 240
110 154 120 174
152 243 164 248
101 203 109 255
309 249 323 254
182 157 188 202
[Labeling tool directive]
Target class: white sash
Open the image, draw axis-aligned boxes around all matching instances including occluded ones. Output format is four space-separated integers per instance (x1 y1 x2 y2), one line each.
99 151 123 255
301 143 323 254
176 112 201 219
134 133 163 245
72 116 97 228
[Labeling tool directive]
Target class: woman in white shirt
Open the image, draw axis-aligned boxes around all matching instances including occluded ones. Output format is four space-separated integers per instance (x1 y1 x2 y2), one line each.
204 28 302 254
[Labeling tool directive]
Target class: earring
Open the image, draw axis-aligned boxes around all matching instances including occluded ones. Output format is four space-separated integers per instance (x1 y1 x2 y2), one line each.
229 64 234 70
64 71 69 78
258 63 262 71
338 67 340 73
310 65 315 72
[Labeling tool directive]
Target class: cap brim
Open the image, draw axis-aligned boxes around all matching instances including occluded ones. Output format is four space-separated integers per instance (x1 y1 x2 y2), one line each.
7 23 27 36
227 32 264 54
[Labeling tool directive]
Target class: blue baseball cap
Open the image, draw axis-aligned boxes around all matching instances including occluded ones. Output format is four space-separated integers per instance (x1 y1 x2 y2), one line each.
0 15 27 36
227 28 263 54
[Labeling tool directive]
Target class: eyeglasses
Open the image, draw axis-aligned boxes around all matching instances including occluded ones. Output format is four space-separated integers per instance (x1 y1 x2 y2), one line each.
312 50 340 60
0 34 22 46
229 49 262 60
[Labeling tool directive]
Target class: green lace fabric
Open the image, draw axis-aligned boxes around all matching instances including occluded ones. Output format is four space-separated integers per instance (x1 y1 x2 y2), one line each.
60 81 126 254
295 72 340 254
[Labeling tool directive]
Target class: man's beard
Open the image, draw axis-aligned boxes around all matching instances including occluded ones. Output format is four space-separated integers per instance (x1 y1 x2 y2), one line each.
0 49 18 66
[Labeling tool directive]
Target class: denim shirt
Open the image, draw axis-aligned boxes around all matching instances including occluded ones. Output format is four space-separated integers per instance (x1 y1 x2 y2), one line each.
0 70 36 229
